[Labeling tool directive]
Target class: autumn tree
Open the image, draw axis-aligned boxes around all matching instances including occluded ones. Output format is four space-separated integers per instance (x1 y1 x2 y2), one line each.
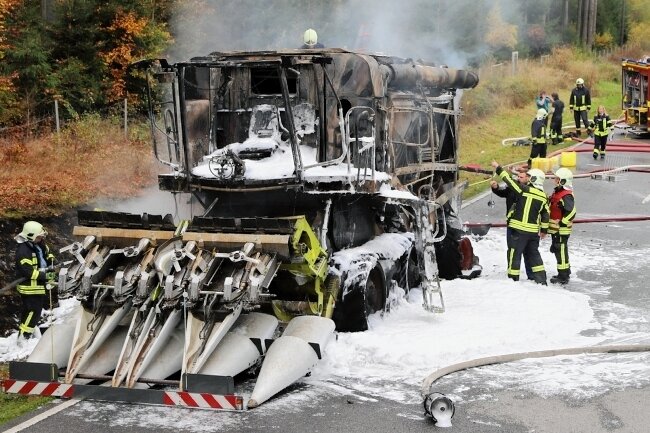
485 2 518 60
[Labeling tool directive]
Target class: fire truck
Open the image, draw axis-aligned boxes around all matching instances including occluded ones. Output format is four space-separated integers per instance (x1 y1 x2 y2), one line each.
622 56 650 134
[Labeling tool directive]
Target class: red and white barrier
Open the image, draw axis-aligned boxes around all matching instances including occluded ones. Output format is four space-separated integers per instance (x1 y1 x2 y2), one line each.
2 379 74 398
163 391 243 410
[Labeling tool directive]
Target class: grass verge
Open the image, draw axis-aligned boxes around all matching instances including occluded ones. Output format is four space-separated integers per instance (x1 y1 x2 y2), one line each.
0 363 53 426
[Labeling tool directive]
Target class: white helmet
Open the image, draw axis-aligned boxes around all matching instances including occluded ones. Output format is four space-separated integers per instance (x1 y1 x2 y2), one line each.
527 168 546 189
17 220 47 242
576 77 584 85
554 167 573 189
303 28 318 47
536 108 547 120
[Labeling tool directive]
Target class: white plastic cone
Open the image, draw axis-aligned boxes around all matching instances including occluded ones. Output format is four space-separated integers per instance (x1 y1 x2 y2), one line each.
248 316 334 408
199 313 278 377
247 335 317 408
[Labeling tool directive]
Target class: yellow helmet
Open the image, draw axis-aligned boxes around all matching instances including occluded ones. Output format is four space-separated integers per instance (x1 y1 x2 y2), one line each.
303 29 318 46
19 220 47 241
536 108 547 119
527 168 546 189
576 78 584 85
554 167 573 189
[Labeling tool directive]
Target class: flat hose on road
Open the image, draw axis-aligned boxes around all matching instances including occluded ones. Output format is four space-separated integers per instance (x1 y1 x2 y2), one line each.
421 343 650 397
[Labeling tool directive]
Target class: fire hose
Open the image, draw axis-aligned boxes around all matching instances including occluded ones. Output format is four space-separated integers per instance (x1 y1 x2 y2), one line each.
466 215 650 233
421 343 650 426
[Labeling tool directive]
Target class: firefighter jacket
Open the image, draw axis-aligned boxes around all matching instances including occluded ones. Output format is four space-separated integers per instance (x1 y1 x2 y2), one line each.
496 166 549 234
549 187 576 235
492 183 517 213
569 86 591 111
591 113 613 137
15 241 55 295
531 118 547 145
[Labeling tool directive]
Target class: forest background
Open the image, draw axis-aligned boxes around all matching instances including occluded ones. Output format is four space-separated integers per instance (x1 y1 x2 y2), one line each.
0 0 649 217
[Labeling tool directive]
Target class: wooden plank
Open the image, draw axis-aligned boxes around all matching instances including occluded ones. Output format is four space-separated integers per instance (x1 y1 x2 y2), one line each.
182 232 290 256
73 227 291 255
73 226 176 245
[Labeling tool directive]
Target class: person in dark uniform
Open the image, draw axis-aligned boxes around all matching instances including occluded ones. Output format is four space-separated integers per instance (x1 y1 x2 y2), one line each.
490 169 533 279
590 105 613 159
491 161 549 285
569 78 591 136
548 168 576 285
14 221 56 341
549 92 564 144
528 108 548 169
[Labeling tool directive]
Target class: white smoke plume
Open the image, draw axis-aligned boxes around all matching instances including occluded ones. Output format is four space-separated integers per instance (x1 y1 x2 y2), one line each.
169 0 523 67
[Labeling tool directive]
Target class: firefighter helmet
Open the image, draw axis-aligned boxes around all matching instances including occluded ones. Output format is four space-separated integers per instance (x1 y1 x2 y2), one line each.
527 168 546 189
303 29 318 47
576 78 584 85
19 221 46 241
536 108 547 119
554 167 573 189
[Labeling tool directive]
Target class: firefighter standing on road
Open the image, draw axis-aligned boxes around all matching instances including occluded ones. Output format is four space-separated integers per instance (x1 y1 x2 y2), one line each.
590 105 613 159
528 108 548 169
491 161 549 285
548 168 576 285
490 168 533 280
14 221 56 341
569 78 591 137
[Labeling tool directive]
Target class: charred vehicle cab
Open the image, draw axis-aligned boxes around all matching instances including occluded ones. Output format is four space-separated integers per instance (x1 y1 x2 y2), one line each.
148 48 481 329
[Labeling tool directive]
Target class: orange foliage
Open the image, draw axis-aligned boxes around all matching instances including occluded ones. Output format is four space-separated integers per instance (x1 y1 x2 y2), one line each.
0 121 158 217
100 10 149 101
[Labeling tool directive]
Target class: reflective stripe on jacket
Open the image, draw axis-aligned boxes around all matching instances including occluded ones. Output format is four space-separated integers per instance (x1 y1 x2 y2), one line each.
549 188 576 235
497 167 550 234
592 114 612 137
15 242 54 295
569 87 591 111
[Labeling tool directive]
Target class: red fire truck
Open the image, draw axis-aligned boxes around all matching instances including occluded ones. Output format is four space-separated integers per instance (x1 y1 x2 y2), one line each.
622 56 650 134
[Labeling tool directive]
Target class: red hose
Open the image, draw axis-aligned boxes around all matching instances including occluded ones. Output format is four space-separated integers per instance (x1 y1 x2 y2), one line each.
466 215 650 230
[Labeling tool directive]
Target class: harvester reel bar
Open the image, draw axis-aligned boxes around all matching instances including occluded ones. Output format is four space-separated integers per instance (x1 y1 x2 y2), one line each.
77 210 176 231
189 216 295 234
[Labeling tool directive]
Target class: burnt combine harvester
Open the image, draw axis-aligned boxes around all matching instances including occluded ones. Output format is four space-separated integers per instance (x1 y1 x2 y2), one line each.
5 48 481 409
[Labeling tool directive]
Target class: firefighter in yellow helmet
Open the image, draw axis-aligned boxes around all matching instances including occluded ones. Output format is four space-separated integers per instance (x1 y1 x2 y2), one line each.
491 161 550 285
301 28 324 49
569 78 591 137
14 221 56 341
548 168 576 284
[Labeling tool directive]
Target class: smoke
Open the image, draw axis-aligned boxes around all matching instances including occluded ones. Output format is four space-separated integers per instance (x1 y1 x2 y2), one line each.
169 0 523 67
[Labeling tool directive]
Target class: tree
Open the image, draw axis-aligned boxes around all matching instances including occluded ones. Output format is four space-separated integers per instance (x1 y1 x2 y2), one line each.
577 0 598 48
485 2 518 53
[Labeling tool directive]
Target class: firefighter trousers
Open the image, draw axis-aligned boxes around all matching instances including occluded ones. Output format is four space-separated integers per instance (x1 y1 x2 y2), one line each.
573 110 589 131
19 293 46 338
550 233 571 279
507 229 546 284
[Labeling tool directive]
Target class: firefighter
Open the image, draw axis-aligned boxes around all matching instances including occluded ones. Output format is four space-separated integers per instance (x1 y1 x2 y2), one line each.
528 108 548 169
548 168 576 285
549 92 564 144
301 28 324 49
590 105 613 159
490 168 533 280
491 161 549 285
569 78 591 137
14 221 56 341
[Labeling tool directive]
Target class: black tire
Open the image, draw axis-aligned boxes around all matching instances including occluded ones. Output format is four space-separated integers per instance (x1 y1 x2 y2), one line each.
333 265 386 332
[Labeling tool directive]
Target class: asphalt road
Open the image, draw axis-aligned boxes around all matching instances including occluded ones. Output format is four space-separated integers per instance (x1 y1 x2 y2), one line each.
3 133 650 433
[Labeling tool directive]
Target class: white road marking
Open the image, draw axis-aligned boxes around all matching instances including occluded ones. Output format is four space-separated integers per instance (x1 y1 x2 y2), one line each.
2 398 80 433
